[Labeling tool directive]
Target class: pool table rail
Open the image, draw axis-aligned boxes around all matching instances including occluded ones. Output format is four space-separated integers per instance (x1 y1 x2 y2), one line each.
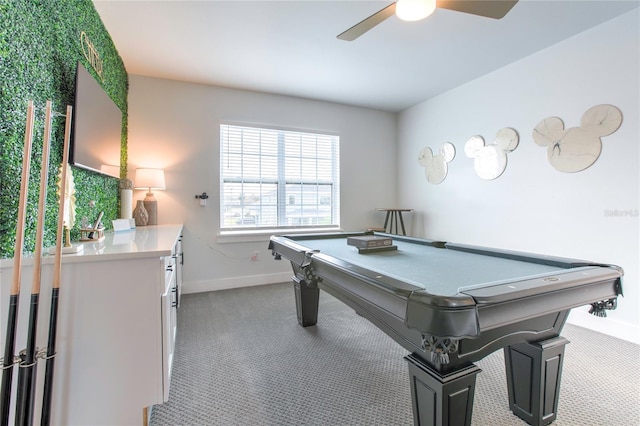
445 242 614 268
458 266 622 305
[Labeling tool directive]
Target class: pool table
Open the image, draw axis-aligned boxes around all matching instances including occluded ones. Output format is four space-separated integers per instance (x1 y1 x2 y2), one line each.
268 231 623 426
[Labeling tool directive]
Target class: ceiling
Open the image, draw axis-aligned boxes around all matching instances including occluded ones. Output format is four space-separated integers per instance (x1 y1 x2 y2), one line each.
93 0 639 112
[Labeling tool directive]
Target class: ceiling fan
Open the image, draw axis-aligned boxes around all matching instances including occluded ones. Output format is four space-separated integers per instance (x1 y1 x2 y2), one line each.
337 0 519 41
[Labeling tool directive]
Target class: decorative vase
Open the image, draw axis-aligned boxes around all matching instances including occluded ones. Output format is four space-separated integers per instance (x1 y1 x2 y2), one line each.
133 200 149 226
119 178 134 219
120 189 133 219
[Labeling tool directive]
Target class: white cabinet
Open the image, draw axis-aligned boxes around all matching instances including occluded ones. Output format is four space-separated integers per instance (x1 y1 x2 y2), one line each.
0 224 183 425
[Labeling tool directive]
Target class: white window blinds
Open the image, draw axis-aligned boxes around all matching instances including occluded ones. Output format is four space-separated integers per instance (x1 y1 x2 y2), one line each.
220 124 340 230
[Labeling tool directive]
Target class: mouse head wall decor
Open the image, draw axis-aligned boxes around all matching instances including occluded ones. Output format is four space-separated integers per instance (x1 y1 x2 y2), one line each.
532 104 622 173
464 127 519 180
418 142 456 185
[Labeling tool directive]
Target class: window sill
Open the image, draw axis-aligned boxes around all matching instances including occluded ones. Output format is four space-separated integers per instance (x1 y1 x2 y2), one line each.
217 227 342 244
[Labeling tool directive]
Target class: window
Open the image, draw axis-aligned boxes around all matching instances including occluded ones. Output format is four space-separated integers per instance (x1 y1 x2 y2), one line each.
220 124 340 231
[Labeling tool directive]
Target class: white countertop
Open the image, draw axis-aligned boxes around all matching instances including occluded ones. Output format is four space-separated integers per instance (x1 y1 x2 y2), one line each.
0 224 183 267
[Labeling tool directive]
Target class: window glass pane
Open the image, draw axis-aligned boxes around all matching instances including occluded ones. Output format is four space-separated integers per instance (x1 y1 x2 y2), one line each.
261 205 277 226
317 137 332 158
243 134 260 155
301 184 318 206
243 154 261 178
300 158 317 180
317 159 332 181
285 184 301 206
285 156 301 180
261 131 278 154
221 182 242 227
261 155 278 179
284 135 300 156
318 185 332 204
300 135 316 158
222 153 243 177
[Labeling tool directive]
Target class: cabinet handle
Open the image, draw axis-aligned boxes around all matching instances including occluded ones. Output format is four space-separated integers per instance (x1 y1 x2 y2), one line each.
166 265 173 272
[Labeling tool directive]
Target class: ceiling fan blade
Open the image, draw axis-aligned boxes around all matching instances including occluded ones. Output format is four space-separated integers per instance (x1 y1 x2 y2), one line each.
437 0 519 19
337 3 396 41
337 0 517 42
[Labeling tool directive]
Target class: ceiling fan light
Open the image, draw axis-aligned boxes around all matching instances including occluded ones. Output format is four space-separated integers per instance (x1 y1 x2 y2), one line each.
396 0 437 22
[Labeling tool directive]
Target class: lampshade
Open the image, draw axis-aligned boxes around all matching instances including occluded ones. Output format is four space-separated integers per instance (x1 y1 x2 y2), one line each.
395 0 436 21
134 168 166 191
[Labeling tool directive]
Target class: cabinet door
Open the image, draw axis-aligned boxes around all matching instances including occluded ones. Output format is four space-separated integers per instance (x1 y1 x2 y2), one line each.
175 235 183 307
161 265 177 402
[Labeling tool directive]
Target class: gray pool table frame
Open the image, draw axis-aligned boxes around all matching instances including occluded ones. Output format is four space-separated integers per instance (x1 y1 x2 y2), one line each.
269 232 623 426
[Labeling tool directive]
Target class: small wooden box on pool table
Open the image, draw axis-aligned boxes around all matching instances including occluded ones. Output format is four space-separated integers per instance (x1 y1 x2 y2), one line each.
347 235 397 253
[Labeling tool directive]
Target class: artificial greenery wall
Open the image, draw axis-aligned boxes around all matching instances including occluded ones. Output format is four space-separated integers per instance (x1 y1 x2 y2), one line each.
0 0 128 257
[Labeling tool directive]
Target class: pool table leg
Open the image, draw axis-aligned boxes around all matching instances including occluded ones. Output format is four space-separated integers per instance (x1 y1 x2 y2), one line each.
405 354 481 426
292 276 319 327
504 336 570 425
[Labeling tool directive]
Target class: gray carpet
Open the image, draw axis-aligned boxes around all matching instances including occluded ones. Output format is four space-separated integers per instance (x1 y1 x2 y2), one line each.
150 282 640 425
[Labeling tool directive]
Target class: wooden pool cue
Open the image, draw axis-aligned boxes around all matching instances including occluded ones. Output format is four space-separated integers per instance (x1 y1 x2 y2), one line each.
40 104 72 426
15 101 53 426
0 100 35 426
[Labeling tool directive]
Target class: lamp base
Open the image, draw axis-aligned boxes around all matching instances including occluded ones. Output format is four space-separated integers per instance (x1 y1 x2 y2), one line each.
143 192 158 225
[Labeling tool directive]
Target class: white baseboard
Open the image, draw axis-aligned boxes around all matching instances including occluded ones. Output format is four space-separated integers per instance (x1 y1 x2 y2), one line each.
567 310 640 344
183 271 292 294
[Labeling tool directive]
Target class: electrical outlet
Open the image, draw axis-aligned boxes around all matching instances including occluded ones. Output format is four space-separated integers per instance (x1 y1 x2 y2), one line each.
251 251 260 261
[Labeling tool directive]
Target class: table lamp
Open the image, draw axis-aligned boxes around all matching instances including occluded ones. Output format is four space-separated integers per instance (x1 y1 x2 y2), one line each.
134 168 165 225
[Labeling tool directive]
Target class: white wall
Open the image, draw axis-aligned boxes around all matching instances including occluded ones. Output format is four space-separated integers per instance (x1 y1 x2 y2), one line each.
398 10 639 343
127 78 397 292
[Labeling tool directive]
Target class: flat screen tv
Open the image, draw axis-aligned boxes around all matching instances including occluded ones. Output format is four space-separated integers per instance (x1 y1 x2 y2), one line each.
70 62 122 178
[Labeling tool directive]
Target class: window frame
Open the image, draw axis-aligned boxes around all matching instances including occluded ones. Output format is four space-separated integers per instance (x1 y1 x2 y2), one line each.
219 122 341 233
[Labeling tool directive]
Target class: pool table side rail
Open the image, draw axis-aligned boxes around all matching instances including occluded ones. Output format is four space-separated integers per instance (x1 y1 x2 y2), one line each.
475 274 622 331
457 266 623 304
268 232 380 266
445 242 624 270
273 231 446 248
443 243 624 311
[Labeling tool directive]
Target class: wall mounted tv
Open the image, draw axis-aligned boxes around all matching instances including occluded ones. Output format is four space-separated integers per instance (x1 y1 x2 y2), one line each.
70 62 122 178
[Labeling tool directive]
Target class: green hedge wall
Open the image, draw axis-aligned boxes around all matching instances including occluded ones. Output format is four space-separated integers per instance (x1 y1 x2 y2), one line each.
0 0 128 258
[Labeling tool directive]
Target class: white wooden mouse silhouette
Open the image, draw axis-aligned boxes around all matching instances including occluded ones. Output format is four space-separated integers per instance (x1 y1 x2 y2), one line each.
464 127 519 180
532 104 622 172
418 142 455 185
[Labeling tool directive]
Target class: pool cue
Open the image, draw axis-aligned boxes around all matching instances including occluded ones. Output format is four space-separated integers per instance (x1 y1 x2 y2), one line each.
15 101 53 426
40 105 71 426
0 100 35 426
